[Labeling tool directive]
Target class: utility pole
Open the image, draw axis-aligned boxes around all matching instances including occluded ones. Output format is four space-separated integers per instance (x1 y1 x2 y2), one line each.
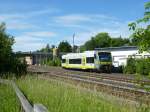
72 33 75 53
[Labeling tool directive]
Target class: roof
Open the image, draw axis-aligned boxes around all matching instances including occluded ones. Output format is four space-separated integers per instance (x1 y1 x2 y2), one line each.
95 46 138 51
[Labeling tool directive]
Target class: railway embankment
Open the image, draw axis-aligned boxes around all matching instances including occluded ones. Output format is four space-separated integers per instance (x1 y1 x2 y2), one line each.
28 65 150 104
16 75 149 112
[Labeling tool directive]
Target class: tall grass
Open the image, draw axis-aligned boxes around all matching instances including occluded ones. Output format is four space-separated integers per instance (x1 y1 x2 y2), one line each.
0 84 20 112
16 75 150 112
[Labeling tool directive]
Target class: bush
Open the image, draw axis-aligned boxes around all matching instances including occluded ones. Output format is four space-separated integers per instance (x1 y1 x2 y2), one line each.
11 58 27 77
124 58 150 75
0 56 27 78
136 58 150 75
124 58 136 74
42 58 61 66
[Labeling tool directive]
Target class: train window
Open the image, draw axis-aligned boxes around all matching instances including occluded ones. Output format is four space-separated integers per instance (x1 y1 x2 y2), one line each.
135 55 142 58
94 54 96 59
144 55 150 58
69 59 81 64
62 59 66 63
98 52 111 61
86 57 94 63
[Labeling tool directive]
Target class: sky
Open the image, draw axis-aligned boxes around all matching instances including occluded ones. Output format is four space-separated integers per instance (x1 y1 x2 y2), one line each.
0 0 148 51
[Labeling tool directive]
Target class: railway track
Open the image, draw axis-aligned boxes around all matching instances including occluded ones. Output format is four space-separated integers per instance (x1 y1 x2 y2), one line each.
28 65 150 85
28 65 150 104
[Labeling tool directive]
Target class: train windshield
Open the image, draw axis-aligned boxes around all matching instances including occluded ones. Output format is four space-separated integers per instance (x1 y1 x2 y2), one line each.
98 52 111 61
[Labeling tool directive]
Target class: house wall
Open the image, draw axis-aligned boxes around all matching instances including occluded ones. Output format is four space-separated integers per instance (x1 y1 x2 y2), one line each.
111 50 137 67
25 56 32 65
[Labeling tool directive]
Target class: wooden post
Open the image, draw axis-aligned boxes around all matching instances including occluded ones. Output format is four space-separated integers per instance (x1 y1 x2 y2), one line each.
11 81 33 112
0 79 48 112
34 104 48 112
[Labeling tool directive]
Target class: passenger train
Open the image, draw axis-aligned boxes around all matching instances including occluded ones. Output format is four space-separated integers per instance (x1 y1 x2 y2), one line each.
61 51 112 72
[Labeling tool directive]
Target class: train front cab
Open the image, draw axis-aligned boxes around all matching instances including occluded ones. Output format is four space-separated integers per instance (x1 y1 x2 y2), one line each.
61 59 66 69
94 52 112 73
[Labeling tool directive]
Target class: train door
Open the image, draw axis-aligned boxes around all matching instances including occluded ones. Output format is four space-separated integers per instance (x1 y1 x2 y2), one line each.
94 53 99 70
66 59 69 68
82 56 86 69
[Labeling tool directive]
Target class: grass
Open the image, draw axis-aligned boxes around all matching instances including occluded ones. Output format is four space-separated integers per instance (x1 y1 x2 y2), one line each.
16 75 150 112
0 84 20 112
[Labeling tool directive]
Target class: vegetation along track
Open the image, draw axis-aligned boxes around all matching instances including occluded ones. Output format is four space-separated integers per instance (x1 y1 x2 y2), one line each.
28 65 150 104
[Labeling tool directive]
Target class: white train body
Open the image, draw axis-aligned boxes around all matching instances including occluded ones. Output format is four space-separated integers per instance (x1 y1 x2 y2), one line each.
62 51 95 69
61 51 112 72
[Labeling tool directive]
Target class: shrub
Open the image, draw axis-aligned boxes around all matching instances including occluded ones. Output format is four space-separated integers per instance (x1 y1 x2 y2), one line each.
124 58 150 76
41 58 61 66
11 58 27 77
0 55 27 78
136 58 150 75
124 58 136 74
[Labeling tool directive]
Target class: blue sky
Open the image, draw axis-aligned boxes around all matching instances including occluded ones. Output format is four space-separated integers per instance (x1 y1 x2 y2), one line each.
0 0 148 51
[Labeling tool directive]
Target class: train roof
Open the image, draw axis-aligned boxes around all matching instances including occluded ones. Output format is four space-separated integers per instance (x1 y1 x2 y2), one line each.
62 50 111 59
62 51 95 59
95 46 138 51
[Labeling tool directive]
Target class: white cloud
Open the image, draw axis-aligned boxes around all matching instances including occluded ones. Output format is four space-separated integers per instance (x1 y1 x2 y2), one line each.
13 42 46 52
13 30 56 51
0 15 35 30
15 36 42 44
7 21 37 30
64 22 131 45
50 14 132 46
0 14 25 21
0 8 59 21
28 8 60 16
0 8 59 30
13 35 46 51
53 14 118 27
13 36 45 52
25 31 56 37
54 14 92 24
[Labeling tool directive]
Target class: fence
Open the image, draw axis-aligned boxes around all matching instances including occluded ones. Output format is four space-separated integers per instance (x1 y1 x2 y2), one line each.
0 79 48 112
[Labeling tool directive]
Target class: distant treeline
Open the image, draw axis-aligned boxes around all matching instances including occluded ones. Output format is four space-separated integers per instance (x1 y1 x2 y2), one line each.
80 32 137 51
38 32 137 53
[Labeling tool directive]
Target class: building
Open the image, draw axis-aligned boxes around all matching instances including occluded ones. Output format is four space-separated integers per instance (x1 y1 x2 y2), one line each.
15 52 53 65
15 52 65 65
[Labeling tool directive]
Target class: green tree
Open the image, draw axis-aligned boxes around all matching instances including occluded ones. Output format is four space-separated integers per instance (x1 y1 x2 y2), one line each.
130 38 140 46
39 44 52 52
128 1 150 53
0 23 14 58
80 32 131 51
80 45 86 52
94 32 111 48
82 33 111 51
58 41 72 52
84 37 96 50
51 45 55 49
0 22 14 72
0 22 27 76
45 44 51 52
111 36 130 47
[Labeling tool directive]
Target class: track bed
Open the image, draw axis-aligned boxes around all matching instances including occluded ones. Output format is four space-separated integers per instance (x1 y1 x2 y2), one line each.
28 65 150 104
